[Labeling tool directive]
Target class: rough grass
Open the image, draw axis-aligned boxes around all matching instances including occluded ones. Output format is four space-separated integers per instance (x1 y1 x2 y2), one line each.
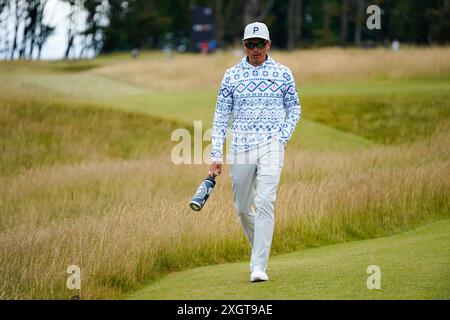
1 110 448 297
92 47 450 91
0 47 449 299
5 48 449 146
0 92 181 177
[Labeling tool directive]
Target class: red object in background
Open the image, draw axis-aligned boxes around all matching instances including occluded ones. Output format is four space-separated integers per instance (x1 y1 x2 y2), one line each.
200 42 209 54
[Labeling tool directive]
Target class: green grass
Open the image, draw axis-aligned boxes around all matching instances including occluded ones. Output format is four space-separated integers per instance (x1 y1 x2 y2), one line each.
0 93 181 176
6 69 449 146
1 49 449 299
103 92 376 151
0 85 372 178
302 91 450 144
5 73 149 99
1 75 376 159
300 79 450 97
0 52 138 75
127 219 450 300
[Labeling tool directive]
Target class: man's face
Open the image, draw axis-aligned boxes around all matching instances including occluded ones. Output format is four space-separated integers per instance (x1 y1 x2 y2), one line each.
243 38 271 66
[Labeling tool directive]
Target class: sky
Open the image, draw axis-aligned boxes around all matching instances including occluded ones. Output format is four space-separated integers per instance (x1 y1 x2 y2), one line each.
41 0 94 60
0 0 92 60
40 0 71 60
1 0 78 60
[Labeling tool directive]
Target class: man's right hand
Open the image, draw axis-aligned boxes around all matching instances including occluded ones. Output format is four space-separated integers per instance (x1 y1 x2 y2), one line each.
209 161 222 177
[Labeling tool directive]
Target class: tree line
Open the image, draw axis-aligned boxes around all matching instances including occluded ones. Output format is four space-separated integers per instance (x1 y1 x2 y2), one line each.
1 0 449 60
0 0 54 60
0 0 107 60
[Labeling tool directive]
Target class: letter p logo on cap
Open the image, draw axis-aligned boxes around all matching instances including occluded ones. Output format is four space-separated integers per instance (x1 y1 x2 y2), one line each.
243 22 270 41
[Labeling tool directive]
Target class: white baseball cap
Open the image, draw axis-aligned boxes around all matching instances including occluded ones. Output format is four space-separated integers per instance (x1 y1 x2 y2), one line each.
242 22 270 41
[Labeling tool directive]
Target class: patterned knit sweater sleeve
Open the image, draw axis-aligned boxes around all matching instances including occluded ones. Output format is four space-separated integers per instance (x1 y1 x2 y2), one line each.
279 68 301 145
211 69 233 163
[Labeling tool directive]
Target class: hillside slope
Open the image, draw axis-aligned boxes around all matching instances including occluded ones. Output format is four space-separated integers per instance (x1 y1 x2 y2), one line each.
128 219 450 300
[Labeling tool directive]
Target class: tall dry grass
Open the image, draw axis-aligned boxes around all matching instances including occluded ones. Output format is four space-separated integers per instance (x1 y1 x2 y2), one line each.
1 46 449 299
1 127 448 299
281 46 450 84
92 47 450 90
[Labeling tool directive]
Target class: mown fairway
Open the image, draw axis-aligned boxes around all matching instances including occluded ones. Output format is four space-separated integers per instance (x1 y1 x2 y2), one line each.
128 219 450 300
0 47 449 299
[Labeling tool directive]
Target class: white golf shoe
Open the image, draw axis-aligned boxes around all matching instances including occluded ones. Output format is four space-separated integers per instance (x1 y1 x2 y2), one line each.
250 266 269 282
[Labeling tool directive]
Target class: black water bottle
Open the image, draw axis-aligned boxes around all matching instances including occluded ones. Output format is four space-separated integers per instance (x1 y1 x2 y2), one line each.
189 175 216 211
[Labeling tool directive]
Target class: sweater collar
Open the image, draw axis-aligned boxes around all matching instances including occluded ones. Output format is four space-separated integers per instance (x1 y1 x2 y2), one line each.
240 54 274 69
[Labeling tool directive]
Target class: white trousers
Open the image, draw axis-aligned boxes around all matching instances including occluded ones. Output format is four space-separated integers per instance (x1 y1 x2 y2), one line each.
228 140 284 272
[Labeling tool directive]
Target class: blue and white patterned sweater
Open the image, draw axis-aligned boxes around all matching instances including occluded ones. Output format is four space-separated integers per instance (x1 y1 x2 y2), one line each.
211 55 301 162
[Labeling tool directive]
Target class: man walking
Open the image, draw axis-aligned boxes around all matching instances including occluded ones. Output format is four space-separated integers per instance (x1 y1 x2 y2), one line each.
209 22 301 282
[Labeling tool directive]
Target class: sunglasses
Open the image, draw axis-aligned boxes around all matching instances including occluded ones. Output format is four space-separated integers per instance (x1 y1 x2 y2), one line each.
244 41 268 49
